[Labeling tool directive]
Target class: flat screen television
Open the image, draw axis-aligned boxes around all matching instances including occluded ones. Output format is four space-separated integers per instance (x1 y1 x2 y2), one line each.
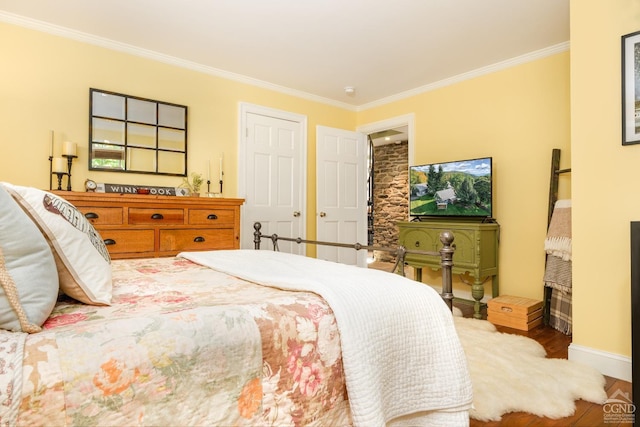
409 156 493 218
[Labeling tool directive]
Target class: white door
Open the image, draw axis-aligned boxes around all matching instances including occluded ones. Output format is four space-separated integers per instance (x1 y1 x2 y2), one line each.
239 104 307 254
316 126 367 266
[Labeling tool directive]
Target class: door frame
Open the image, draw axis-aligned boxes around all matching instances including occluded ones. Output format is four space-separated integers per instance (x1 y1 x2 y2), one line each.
238 102 308 247
357 113 415 225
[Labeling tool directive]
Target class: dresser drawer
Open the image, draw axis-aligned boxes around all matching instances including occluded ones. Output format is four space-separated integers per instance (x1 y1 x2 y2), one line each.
401 227 477 266
128 208 184 225
100 229 155 254
159 228 235 252
402 229 439 251
78 207 123 225
188 209 236 225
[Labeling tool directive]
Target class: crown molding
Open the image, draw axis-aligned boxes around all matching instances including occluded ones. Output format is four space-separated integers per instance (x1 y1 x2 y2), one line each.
2 11 567 112
356 41 570 112
0 11 358 111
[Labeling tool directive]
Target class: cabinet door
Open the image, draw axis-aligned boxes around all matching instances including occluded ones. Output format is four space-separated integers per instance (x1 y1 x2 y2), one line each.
444 229 476 266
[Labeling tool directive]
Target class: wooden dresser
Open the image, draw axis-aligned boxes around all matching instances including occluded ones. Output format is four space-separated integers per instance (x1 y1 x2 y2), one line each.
54 192 244 259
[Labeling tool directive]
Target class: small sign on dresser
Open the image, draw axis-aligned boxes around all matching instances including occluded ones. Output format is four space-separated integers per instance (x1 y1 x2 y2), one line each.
95 183 189 196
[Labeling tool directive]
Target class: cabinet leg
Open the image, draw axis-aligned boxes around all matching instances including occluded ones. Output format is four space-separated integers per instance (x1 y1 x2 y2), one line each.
492 275 499 298
471 280 484 319
414 267 422 283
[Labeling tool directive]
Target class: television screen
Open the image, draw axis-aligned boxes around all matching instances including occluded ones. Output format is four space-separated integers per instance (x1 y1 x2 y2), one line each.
409 156 493 218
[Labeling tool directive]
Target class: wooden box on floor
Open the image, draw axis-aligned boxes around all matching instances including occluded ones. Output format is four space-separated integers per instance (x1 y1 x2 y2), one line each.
487 295 543 331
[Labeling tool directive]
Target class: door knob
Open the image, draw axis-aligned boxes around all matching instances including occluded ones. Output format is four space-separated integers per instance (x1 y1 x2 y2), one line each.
293 211 301 217
319 212 327 217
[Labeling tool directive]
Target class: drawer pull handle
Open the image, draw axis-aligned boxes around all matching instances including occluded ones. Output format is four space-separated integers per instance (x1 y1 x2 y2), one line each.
194 236 205 243
85 212 99 219
414 241 420 248
207 214 218 220
104 239 116 246
151 213 164 220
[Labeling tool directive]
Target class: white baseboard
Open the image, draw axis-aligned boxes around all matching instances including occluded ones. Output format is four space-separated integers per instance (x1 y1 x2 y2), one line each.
568 343 632 382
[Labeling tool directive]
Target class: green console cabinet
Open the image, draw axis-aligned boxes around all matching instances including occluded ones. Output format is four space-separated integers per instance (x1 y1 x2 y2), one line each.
398 220 500 318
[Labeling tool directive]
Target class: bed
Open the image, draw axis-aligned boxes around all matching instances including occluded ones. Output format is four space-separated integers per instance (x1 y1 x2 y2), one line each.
0 183 472 426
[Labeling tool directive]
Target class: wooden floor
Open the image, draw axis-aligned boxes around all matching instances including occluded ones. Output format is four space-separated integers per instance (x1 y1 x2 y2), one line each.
367 260 632 425
455 302 633 427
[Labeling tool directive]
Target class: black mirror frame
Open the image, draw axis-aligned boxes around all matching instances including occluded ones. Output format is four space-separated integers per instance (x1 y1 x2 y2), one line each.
89 88 188 176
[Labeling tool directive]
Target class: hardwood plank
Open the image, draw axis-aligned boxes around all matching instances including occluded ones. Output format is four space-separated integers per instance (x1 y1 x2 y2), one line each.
366 262 630 426
456 301 632 427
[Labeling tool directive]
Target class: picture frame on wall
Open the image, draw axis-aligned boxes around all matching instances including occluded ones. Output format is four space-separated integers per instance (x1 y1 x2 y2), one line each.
622 30 640 145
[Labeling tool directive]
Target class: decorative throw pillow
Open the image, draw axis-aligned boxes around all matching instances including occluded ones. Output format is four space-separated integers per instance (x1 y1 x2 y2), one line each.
0 185 59 332
1 183 112 305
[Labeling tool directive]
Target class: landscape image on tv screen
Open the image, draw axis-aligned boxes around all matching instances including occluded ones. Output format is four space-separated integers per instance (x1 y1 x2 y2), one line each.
409 157 492 218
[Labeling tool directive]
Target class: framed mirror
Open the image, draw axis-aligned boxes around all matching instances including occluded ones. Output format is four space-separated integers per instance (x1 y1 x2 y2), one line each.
89 88 188 176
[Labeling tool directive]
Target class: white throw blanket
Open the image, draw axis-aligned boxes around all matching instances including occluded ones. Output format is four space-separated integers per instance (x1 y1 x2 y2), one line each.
179 250 472 427
545 199 572 261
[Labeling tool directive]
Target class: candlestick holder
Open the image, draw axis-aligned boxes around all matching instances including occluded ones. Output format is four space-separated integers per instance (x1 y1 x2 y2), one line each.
219 171 224 195
207 179 211 193
52 172 68 191
62 154 77 191
48 156 53 191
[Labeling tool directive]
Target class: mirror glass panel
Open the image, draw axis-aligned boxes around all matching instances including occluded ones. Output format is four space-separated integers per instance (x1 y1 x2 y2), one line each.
92 118 125 145
159 104 185 128
128 148 156 173
128 124 156 148
127 98 156 124
92 91 125 120
158 128 186 151
90 88 187 176
158 151 186 175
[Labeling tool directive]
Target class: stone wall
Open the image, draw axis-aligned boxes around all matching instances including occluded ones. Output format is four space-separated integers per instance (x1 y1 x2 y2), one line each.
372 141 408 261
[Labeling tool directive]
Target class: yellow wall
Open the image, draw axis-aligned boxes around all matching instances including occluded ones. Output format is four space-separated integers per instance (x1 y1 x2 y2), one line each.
570 0 640 357
358 54 571 301
3 2 635 363
0 22 356 242
0 20 570 303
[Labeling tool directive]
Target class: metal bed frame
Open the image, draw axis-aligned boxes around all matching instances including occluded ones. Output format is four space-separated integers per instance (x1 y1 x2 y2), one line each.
252 222 457 311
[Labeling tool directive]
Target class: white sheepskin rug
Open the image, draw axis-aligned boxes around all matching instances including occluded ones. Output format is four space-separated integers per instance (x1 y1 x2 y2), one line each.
453 313 607 421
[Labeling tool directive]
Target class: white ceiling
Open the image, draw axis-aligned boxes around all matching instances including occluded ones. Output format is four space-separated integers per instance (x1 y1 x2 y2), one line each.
0 0 569 109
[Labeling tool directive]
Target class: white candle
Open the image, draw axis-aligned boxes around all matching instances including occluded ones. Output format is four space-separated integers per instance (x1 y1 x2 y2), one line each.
207 160 211 181
49 131 54 157
52 157 66 173
62 141 77 156
219 155 223 181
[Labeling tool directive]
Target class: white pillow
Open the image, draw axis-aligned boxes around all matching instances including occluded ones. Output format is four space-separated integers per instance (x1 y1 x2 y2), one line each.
0 185 59 332
1 183 112 305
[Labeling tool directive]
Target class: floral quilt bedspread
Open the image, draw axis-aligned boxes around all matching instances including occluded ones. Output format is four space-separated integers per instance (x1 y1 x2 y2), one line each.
9 257 350 426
